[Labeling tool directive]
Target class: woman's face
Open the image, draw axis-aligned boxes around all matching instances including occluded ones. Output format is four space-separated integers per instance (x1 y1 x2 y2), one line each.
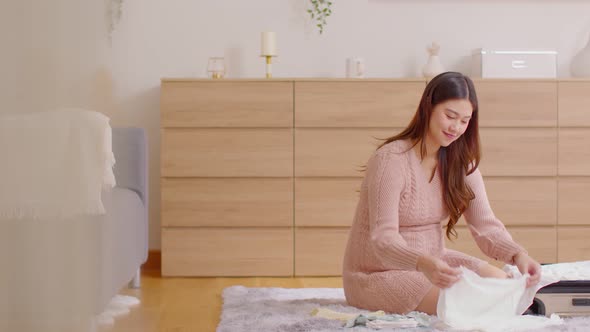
428 98 473 147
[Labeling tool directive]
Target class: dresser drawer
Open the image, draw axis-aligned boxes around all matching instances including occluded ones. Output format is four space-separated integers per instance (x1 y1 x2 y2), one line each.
297 177 556 228
558 82 590 127
295 227 349 276
558 178 590 225
161 81 293 128
559 129 590 175
295 81 424 127
162 178 293 227
474 81 557 127
474 177 556 226
162 128 293 177
162 228 293 276
558 227 590 262
479 128 557 176
295 128 400 177
295 178 361 227
446 227 557 265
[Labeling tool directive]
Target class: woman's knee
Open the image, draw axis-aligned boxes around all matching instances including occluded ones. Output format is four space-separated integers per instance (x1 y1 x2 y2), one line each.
414 286 440 315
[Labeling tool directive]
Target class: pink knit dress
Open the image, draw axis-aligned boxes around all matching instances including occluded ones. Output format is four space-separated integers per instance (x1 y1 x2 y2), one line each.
342 139 525 314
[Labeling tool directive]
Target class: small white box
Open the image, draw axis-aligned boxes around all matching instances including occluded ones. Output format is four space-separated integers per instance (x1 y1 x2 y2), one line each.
471 48 557 78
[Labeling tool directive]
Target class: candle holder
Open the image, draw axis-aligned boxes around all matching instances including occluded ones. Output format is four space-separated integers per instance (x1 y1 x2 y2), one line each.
260 31 277 79
207 57 225 79
261 55 277 79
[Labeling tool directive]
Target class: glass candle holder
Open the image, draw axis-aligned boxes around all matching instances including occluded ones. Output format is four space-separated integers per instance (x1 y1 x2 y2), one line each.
207 57 225 79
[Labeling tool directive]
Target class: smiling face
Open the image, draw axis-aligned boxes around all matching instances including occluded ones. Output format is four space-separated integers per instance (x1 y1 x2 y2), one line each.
427 98 473 148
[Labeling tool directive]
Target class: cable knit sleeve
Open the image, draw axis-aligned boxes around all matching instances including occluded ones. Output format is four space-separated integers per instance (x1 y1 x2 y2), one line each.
463 168 527 264
367 151 424 271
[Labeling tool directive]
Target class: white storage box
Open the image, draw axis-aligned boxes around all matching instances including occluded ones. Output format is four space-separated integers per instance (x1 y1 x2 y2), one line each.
471 48 557 78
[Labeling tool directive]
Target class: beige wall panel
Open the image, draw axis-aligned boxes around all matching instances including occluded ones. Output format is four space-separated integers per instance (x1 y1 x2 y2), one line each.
558 227 590 263
161 128 293 177
295 227 350 276
558 178 590 225
295 178 362 227
162 228 293 276
161 81 293 127
479 128 557 176
295 128 401 177
558 82 590 127
481 177 556 226
295 81 424 127
446 227 557 265
474 81 557 127
162 178 293 227
559 129 590 176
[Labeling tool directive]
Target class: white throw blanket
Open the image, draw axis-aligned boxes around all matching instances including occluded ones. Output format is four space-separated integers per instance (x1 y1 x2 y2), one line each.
0 109 116 219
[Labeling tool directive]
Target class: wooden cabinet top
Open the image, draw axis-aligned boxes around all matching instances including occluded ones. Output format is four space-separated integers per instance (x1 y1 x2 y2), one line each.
161 77 590 83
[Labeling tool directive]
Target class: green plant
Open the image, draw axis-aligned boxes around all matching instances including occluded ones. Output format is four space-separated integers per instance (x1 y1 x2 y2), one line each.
307 0 332 34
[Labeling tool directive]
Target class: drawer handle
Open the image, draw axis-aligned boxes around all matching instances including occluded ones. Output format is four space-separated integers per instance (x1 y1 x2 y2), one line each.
572 298 590 306
512 60 527 69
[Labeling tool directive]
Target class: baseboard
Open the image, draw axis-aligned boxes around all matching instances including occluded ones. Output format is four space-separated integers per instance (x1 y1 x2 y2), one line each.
142 250 161 271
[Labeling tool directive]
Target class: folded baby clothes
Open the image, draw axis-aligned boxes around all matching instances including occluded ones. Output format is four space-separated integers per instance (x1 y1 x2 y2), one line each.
344 310 431 328
438 266 563 332
310 307 385 322
366 318 418 329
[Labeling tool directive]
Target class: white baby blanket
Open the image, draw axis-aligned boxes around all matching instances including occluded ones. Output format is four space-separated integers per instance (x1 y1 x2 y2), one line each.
438 266 563 332
0 109 116 219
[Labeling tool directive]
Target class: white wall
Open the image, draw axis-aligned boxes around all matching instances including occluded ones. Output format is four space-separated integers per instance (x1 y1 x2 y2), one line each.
1 2 29 113
6 0 590 249
111 0 590 79
2 0 113 114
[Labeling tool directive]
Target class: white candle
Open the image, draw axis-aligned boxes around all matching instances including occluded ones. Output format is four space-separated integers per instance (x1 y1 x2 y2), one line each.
261 32 277 56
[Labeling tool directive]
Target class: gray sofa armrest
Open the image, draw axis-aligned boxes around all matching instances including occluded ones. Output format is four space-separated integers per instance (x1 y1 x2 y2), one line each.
111 127 148 208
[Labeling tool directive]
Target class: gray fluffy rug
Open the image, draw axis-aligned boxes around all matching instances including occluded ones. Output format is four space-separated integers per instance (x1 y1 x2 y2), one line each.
216 286 590 332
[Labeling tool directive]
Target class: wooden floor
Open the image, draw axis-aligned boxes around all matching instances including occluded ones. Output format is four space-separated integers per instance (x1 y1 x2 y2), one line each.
99 269 343 332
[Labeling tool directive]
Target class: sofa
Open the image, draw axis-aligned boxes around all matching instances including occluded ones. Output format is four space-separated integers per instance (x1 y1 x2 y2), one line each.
0 127 149 332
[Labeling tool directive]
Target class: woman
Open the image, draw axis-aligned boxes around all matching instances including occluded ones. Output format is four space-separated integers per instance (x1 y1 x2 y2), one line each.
342 71 541 315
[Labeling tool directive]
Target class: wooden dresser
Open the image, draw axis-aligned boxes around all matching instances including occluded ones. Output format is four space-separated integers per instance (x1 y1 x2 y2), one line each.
160 78 590 277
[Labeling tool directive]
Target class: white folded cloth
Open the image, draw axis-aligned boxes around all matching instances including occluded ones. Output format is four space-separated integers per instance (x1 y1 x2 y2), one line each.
438 266 563 332
0 109 116 219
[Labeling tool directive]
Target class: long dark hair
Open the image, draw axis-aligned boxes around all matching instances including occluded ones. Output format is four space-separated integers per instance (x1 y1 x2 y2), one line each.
375 71 480 239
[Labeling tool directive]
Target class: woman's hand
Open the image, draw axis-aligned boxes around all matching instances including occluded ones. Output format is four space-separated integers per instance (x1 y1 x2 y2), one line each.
513 251 541 288
417 255 462 289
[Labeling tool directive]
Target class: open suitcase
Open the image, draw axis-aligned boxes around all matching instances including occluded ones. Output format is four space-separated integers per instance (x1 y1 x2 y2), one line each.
527 281 590 317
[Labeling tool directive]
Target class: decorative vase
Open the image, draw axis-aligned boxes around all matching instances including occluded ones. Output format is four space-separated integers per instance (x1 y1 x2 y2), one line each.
571 34 590 77
422 42 445 79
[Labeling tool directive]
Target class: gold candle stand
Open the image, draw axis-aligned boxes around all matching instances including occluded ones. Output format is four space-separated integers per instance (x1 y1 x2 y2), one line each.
261 55 277 79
